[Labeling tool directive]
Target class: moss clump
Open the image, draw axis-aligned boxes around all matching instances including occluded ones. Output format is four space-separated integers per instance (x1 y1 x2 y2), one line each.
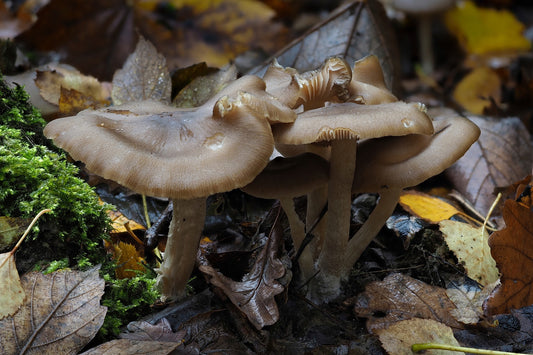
0 75 159 340
0 78 110 270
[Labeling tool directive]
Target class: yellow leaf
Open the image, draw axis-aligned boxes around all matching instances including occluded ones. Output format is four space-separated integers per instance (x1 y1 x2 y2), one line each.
399 190 463 224
0 253 25 319
113 241 145 279
452 66 501 115
439 220 499 286
445 1 531 56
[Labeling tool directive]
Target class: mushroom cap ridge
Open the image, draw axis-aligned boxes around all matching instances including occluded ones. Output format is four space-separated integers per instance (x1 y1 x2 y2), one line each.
44 98 275 200
272 101 434 145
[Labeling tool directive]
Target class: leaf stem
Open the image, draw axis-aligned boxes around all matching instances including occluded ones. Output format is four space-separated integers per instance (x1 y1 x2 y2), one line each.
412 343 523 354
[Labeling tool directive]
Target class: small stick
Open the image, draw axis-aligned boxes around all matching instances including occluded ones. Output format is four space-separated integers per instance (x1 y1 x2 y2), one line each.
413 342 522 354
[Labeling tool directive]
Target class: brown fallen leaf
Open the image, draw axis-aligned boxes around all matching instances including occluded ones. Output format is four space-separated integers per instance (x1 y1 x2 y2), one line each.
120 318 185 343
376 318 464 355
80 339 181 355
0 266 106 355
485 193 533 316
199 205 288 329
446 278 497 325
111 36 171 105
445 115 532 216
251 0 401 94
354 273 463 332
58 87 110 116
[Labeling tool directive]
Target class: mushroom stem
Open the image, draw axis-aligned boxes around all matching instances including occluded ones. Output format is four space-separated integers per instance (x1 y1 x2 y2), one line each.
418 16 434 74
313 139 357 301
156 197 206 301
341 189 401 276
279 197 305 251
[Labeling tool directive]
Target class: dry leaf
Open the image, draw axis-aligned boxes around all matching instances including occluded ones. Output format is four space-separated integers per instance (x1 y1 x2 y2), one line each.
80 339 181 355
354 273 463 332
446 279 497 325
439 220 499 286
35 65 110 106
251 0 401 94
445 1 530 56
399 190 464 224
452 67 501 115
111 36 171 105
485 197 533 316
112 241 146 279
376 318 464 355
0 266 106 355
445 115 532 216
0 216 31 251
0 253 25 319
120 318 185 343
58 87 110 116
199 206 287 329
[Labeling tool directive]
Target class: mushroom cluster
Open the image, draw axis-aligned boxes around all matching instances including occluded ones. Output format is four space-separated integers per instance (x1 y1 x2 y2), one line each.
44 55 479 305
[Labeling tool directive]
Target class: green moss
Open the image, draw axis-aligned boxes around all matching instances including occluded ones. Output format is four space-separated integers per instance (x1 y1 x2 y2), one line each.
0 75 159 341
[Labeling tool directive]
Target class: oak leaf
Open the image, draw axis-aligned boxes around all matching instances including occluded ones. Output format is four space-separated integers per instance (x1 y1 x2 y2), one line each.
485 196 533 316
0 266 106 355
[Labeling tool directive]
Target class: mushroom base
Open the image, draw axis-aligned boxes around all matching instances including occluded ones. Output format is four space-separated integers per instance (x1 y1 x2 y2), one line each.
156 197 206 302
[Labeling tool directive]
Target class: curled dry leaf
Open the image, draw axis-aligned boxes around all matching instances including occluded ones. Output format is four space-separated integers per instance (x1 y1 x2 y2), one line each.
199 207 287 329
485 196 533 316
445 115 532 216
0 266 106 355
439 220 499 287
111 36 171 105
376 318 463 355
354 273 463 332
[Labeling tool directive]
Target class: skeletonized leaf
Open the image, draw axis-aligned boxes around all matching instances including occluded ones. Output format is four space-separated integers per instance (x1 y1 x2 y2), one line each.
0 266 106 355
112 36 171 105
446 115 532 216
199 206 287 329
251 0 400 93
0 253 25 319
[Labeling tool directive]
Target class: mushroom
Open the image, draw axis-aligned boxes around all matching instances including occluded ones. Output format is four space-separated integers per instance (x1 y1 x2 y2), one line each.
391 0 456 74
343 115 480 275
272 101 434 301
241 153 329 281
44 75 296 301
347 55 398 105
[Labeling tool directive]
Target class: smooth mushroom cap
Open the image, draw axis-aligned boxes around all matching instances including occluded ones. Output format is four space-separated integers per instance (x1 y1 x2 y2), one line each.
392 0 456 14
44 96 275 200
348 55 398 105
352 115 481 193
272 101 434 145
241 153 329 199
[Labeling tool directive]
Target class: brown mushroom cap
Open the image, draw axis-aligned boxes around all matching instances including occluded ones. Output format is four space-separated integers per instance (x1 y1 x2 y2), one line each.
352 115 481 192
348 55 398 105
241 153 329 199
263 57 352 110
44 96 275 200
273 101 434 145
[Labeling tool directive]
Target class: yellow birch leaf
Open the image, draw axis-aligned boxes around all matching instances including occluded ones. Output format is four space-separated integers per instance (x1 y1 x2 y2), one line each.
452 66 501 115
439 220 499 286
399 190 462 224
445 1 531 56
0 253 25 319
